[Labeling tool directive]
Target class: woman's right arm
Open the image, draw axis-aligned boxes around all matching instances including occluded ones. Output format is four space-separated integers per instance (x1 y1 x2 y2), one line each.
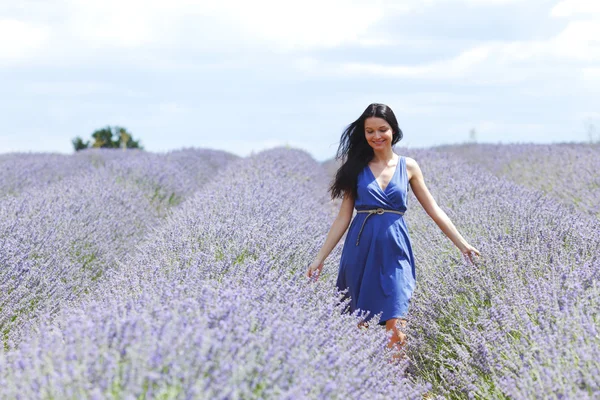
307 191 355 279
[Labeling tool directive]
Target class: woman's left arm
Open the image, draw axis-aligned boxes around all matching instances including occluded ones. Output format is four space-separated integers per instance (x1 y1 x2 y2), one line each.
406 157 481 263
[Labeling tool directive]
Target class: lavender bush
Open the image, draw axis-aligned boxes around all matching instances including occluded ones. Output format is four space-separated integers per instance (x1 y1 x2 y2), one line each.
399 148 600 398
0 153 95 196
0 148 427 399
1 148 237 347
0 148 239 201
437 143 600 218
2 143 598 399
0 170 160 345
97 148 239 209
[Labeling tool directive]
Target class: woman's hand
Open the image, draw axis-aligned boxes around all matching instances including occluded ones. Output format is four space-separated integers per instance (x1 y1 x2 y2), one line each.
459 243 481 265
306 259 324 281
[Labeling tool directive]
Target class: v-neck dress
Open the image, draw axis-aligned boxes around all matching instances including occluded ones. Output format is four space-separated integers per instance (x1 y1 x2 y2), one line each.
335 155 416 326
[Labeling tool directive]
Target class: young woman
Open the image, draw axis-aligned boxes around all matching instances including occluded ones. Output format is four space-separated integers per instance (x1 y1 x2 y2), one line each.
306 103 480 356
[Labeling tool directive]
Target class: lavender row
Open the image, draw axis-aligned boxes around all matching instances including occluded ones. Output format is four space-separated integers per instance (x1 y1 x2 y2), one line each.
436 143 600 218
98 148 239 207
0 153 93 197
0 149 236 346
0 148 428 399
0 169 165 346
399 148 600 398
10 143 596 398
83 147 427 398
0 148 239 200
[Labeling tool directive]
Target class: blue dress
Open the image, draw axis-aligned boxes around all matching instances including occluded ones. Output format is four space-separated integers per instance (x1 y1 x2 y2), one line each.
336 155 416 326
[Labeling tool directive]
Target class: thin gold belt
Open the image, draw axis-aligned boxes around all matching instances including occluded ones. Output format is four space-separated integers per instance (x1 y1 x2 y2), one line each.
355 208 404 246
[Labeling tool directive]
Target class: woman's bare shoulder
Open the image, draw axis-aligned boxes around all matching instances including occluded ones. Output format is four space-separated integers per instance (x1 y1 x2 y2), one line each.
403 156 417 166
402 156 420 181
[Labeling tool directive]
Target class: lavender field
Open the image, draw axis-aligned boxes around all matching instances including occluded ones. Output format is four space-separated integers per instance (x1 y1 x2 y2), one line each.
1 144 599 399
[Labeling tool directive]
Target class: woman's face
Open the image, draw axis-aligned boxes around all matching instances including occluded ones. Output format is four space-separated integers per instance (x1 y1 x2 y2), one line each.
364 117 393 150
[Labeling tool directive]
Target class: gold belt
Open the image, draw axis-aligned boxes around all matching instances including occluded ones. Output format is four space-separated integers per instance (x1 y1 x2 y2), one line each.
355 208 404 246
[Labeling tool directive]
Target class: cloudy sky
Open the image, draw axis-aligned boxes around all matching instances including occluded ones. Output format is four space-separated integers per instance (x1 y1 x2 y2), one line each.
1 0 599 161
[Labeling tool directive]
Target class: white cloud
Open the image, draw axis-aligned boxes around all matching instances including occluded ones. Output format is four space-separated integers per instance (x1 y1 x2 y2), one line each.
296 17 599 86
294 43 534 84
550 20 600 61
581 67 600 89
289 0 599 85
49 0 392 52
551 0 600 17
216 0 385 51
2 0 599 155
22 81 145 97
582 67 600 79
63 0 160 48
8 0 586 70
465 0 522 3
0 0 398 67
337 45 493 80
157 102 190 115
0 19 50 64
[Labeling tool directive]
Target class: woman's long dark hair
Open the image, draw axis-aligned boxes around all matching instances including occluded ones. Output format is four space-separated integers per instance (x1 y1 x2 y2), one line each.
329 103 403 200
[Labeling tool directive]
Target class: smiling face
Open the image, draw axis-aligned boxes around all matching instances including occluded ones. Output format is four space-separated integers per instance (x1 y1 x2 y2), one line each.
364 117 393 150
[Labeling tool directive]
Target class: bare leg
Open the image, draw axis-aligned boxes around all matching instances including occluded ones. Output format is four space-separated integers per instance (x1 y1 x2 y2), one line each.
356 319 408 363
384 318 407 361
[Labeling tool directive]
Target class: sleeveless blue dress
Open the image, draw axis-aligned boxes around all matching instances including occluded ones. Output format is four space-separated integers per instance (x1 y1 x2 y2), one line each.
336 155 416 326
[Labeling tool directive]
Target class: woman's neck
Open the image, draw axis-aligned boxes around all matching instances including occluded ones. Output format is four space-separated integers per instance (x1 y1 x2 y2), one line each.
371 148 396 164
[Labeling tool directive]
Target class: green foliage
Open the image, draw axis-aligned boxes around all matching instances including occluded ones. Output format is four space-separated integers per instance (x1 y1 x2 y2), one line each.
72 125 144 152
72 136 90 151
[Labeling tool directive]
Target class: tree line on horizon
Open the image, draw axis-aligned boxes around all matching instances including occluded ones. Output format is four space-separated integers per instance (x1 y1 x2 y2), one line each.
72 126 143 151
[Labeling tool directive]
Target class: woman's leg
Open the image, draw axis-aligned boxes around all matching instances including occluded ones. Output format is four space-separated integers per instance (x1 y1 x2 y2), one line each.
384 318 407 359
357 319 406 344
356 318 407 361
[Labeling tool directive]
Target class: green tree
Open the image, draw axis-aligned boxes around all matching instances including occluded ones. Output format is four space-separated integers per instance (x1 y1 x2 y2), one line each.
72 125 143 152
114 126 142 149
91 126 116 148
72 136 90 151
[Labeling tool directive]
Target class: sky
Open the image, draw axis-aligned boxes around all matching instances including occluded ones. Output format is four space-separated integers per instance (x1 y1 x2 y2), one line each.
1 0 599 161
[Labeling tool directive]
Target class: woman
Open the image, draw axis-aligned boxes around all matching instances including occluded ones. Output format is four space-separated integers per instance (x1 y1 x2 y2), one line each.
306 103 480 356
